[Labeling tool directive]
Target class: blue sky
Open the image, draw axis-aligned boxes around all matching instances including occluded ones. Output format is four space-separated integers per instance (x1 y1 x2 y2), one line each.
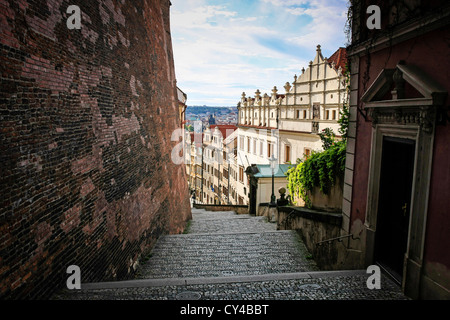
170 0 349 106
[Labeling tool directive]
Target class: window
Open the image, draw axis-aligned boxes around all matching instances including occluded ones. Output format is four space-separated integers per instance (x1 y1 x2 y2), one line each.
253 138 257 154
239 166 244 182
285 145 291 163
247 137 251 153
260 141 264 157
296 110 300 119
303 110 307 119
223 169 229 179
239 136 244 151
326 110 330 120
304 148 311 159
332 110 337 120
267 142 274 158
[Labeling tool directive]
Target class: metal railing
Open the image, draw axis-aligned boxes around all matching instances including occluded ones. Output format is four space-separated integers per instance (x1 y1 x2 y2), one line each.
316 234 359 246
279 210 296 229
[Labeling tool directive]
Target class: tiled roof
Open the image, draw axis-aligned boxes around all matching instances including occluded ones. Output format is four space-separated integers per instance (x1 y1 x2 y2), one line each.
328 47 347 73
189 132 204 147
210 124 237 139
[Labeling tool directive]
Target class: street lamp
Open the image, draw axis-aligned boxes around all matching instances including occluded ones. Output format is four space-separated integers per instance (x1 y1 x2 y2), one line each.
269 154 277 207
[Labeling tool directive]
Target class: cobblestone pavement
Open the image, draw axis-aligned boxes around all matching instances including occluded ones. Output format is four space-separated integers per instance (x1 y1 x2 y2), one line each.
135 209 318 279
53 208 409 300
53 274 407 300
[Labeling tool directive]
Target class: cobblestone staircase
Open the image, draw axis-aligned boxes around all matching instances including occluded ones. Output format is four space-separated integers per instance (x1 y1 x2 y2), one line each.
53 208 408 300
135 208 319 280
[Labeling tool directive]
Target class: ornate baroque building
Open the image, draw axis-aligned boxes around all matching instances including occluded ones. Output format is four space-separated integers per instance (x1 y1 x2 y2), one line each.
236 45 348 205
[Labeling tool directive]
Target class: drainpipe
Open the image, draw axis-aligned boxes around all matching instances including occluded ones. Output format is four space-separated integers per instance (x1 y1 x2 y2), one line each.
201 144 204 204
228 162 231 205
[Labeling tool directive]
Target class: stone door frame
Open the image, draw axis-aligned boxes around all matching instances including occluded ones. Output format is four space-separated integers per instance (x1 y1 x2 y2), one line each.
361 63 446 298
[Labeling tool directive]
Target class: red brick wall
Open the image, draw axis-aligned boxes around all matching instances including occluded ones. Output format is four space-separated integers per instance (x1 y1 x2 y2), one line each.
0 0 191 299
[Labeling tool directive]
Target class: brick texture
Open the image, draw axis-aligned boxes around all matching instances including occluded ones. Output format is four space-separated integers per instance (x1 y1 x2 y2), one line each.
0 0 192 299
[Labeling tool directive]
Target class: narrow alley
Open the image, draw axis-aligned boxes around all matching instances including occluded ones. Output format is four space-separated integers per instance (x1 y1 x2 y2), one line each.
53 208 408 300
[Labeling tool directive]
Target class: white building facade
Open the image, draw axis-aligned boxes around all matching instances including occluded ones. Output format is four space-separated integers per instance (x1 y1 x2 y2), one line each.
236 45 348 205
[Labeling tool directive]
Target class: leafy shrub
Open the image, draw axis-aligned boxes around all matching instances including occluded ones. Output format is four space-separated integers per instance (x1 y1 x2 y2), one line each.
286 140 346 208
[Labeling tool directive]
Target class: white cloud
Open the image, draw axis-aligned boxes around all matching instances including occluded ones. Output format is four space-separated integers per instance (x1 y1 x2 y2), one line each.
170 0 348 106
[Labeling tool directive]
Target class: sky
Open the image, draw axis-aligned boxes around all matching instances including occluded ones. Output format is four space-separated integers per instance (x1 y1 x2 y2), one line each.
170 0 349 107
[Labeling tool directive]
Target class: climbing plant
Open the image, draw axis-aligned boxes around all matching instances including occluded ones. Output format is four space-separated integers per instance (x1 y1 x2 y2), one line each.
318 128 336 150
286 65 350 207
286 140 346 207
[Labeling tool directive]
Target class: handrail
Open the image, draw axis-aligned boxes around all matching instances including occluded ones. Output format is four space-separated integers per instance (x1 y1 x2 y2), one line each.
280 210 296 229
316 234 359 246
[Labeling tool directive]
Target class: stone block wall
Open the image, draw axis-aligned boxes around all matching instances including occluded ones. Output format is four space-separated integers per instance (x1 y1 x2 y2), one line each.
193 204 249 215
0 0 191 299
277 206 363 270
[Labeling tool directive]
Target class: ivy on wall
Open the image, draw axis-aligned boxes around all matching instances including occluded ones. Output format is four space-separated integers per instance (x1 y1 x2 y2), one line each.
286 66 350 207
286 138 347 208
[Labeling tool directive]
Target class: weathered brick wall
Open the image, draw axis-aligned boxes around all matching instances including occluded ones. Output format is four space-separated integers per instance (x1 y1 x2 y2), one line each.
0 0 192 299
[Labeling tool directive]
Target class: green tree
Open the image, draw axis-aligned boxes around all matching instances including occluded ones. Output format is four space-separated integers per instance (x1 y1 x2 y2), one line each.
318 128 336 150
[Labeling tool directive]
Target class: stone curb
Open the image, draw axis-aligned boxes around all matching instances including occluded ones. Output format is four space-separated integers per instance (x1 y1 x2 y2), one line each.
164 230 293 237
80 270 368 290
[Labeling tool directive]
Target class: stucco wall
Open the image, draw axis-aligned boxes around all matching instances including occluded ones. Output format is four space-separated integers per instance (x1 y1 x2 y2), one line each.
350 23 450 298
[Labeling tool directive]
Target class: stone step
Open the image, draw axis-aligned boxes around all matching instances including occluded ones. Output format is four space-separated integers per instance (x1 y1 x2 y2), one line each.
55 269 408 301
135 230 318 279
81 270 369 290
188 216 275 234
52 209 409 300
